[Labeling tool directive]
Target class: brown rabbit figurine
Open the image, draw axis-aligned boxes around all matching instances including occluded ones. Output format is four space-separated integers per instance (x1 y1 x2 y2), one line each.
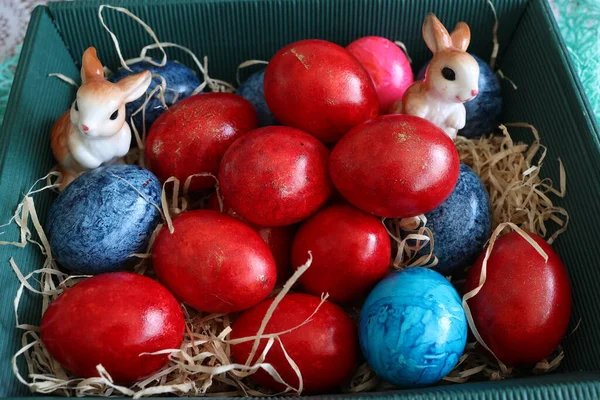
390 14 480 139
51 47 151 190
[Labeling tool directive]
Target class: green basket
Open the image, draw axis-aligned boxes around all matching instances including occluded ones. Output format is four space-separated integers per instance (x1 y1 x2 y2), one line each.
1 0 600 398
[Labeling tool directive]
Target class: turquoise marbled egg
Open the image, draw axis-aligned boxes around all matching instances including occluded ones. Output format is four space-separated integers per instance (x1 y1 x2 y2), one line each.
47 164 162 275
359 267 467 387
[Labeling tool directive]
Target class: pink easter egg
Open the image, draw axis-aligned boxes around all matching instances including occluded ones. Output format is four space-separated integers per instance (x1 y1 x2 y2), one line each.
347 36 414 114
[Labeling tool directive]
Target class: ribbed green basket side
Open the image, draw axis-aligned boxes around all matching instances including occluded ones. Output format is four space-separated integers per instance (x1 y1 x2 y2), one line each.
0 7 78 397
500 0 600 373
4 372 600 399
47 0 528 82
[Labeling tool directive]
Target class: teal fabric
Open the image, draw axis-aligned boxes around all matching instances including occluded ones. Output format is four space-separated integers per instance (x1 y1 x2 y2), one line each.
551 0 600 125
0 49 20 126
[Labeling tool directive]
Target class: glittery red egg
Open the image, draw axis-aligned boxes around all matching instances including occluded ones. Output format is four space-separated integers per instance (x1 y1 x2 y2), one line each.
230 293 358 394
264 39 379 143
206 193 296 284
291 204 391 304
219 126 332 227
145 93 258 192
464 232 572 366
329 114 459 218
40 272 185 383
152 210 276 313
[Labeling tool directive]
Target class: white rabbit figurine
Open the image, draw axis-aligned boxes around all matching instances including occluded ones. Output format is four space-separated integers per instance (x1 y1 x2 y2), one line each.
51 47 151 190
390 14 480 139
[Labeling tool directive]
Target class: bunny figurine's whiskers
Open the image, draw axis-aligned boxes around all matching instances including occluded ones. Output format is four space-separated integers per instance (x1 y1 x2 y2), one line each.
51 47 151 190
391 14 480 139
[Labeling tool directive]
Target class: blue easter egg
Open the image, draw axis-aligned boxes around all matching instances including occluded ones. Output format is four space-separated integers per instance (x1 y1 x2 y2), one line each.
359 267 467 387
47 164 162 275
236 69 278 126
109 60 201 132
417 164 492 276
417 54 502 138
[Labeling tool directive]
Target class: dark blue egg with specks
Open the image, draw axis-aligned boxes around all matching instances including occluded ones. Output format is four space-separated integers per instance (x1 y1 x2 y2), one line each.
409 164 491 276
47 164 162 275
109 60 201 132
417 54 502 138
359 267 467 387
236 69 278 126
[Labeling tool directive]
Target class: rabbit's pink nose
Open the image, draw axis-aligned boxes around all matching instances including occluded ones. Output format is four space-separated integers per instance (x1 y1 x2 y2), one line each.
471 89 479 97
82 125 89 132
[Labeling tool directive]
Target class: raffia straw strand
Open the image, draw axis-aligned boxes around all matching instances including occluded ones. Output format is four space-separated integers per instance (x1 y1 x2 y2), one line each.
235 60 269 85
486 0 499 69
47 73 79 87
462 222 547 374
98 5 167 71
496 69 519 89
393 41 413 64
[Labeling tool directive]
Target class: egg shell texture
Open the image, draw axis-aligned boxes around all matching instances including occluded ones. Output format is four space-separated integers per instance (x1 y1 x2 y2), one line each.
40 272 185 382
414 164 492 276
264 39 379 143
145 92 258 191
230 293 358 393
359 267 467 387
219 126 333 226
47 164 162 275
152 210 276 313
236 69 278 127
346 36 414 114
329 114 460 218
291 204 392 304
464 232 572 366
206 193 296 283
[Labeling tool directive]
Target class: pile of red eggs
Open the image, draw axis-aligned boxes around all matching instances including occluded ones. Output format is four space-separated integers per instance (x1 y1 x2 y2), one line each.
40 38 572 393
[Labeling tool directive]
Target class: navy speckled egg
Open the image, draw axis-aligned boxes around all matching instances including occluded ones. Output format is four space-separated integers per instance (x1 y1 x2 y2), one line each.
236 69 278 126
414 164 492 276
109 60 201 132
359 267 467 387
47 164 162 275
417 54 502 138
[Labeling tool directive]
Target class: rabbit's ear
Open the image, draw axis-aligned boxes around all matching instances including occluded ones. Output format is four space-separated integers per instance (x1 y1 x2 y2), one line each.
422 13 452 54
117 71 152 103
450 22 471 51
81 47 104 84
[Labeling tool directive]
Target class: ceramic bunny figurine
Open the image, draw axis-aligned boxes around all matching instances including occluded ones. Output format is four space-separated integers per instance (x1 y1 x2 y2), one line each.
390 14 480 139
51 47 151 190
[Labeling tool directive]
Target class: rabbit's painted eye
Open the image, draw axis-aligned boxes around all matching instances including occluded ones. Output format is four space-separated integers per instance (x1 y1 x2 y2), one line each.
442 67 456 81
73 101 78 111
110 110 119 120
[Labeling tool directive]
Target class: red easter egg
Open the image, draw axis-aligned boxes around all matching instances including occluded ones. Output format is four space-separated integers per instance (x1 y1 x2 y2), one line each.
152 210 276 313
347 36 414 114
230 293 358 393
206 193 296 283
40 272 184 382
329 114 459 217
291 204 391 303
464 232 572 366
146 93 258 192
264 39 379 143
219 126 333 226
